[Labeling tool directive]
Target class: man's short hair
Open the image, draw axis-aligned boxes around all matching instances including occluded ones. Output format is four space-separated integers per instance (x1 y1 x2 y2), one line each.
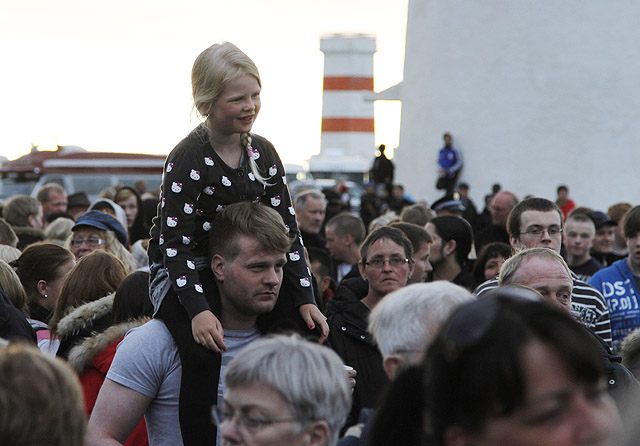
499 247 572 286
294 189 325 211
208 202 291 260
0 343 86 446
0 218 18 247
308 247 332 279
368 282 472 358
400 203 433 227
507 197 563 238
565 212 595 229
2 195 40 227
325 212 366 245
360 226 413 264
390 222 433 253
557 184 569 194
36 183 66 204
608 202 632 224
623 205 640 239
225 334 351 446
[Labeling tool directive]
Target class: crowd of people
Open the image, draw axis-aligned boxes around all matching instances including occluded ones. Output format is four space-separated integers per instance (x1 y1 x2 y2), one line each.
0 40 638 446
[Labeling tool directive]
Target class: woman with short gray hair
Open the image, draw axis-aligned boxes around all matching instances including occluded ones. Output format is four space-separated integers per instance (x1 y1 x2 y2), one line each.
214 334 352 446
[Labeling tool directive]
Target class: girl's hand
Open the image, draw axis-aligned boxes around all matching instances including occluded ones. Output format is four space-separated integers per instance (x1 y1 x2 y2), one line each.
344 365 357 392
192 310 226 353
299 303 329 344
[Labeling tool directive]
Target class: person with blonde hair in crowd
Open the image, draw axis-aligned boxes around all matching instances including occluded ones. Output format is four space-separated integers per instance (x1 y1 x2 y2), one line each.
141 42 325 446
68 210 137 273
0 244 21 263
0 216 18 248
44 215 75 246
50 250 128 359
0 343 86 446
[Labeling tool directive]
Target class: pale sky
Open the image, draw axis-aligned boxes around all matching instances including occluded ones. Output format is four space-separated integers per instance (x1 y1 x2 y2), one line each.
1 0 408 165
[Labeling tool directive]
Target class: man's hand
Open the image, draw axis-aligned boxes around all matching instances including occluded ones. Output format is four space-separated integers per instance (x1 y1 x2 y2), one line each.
192 310 226 352
299 303 329 344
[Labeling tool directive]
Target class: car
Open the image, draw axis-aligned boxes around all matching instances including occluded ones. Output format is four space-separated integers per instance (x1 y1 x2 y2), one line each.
0 146 166 201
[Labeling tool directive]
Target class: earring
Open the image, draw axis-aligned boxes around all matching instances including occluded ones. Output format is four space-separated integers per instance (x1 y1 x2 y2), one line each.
43 294 48 299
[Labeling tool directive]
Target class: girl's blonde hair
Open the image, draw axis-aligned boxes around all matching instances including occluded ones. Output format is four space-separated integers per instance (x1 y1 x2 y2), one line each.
0 260 28 315
192 42 271 186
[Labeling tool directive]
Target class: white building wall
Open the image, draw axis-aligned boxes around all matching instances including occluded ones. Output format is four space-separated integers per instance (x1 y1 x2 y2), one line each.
392 0 640 210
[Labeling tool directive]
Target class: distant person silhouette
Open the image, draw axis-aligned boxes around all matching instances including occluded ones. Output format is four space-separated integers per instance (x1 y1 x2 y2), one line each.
436 132 462 195
371 144 394 196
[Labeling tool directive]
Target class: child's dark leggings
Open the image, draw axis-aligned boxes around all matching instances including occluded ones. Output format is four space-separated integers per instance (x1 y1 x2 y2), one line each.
156 268 221 446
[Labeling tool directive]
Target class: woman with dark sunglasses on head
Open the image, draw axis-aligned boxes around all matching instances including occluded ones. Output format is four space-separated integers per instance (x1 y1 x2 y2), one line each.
423 287 624 446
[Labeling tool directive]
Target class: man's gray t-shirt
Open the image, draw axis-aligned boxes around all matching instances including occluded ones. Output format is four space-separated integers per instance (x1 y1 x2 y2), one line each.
107 320 260 446
216 327 260 446
107 319 183 446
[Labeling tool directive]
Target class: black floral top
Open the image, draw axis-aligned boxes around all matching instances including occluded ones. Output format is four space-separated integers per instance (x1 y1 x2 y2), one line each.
148 126 314 319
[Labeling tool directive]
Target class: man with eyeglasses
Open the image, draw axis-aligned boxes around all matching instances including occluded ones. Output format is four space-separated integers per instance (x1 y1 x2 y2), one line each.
475 197 612 347
326 226 415 424
87 202 298 446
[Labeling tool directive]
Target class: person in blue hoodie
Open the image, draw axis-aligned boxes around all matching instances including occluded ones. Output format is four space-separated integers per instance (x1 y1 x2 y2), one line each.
436 133 462 195
590 204 640 352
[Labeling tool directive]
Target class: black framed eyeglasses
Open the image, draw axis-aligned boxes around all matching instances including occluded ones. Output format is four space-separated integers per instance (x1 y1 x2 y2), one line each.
519 227 563 238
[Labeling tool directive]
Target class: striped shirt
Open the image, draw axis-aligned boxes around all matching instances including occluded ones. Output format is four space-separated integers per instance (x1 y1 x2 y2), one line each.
474 271 612 347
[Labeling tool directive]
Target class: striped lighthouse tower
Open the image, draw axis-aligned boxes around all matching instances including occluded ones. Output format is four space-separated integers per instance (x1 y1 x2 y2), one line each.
309 34 376 177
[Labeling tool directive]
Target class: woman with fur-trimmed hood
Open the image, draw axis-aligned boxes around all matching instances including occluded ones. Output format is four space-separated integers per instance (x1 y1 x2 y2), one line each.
50 250 128 359
68 271 153 446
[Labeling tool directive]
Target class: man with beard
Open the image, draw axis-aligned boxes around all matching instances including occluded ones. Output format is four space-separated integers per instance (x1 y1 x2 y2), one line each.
425 216 475 291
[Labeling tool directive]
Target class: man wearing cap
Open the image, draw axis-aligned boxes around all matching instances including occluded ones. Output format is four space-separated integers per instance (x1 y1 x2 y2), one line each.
590 210 625 267
430 195 465 218
473 190 519 253
590 205 640 352
67 192 91 219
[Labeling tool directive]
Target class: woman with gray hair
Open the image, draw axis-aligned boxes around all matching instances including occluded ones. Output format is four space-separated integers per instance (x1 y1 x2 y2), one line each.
213 334 352 446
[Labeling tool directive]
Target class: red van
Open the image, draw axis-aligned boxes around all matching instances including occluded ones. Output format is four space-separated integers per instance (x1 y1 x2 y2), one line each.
0 145 166 201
